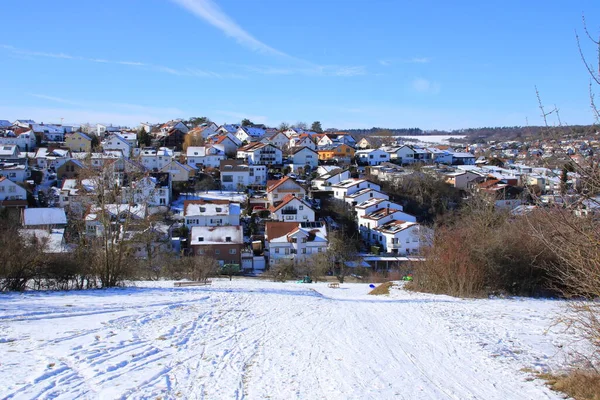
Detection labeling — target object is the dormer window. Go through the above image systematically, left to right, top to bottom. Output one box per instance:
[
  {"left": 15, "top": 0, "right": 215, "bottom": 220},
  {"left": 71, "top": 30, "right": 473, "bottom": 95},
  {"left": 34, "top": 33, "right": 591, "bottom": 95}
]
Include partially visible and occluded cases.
[
  {"left": 200, "top": 207, "right": 206, "bottom": 212},
  {"left": 216, "top": 208, "right": 222, "bottom": 212},
  {"left": 198, "top": 237, "right": 204, "bottom": 242},
  {"left": 226, "top": 237, "right": 231, "bottom": 242}
]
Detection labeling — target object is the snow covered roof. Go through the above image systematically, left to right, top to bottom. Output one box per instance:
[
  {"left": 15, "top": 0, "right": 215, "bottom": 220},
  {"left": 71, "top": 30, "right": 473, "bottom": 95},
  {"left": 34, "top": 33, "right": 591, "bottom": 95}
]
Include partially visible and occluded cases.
[
  {"left": 0, "top": 120, "right": 11, "bottom": 128},
  {"left": 184, "top": 200, "right": 240, "bottom": 217},
  {"left": 86, "top": 204, "right": 146, "bottom": 221},
  {"left": 23, "top": 208, "right": 67, "bottom": 226},
  {"left": 373, "top": 220, "right": 418, "bottom": 234},
  {"left": 265, "top": 221, "right": 327, "bottom": 243},
  {"left": 190, "top": 225, "right": 243, "bottom": 245},
  {"left": 19, "top": 228, "right": 69, "bottom": 253}
]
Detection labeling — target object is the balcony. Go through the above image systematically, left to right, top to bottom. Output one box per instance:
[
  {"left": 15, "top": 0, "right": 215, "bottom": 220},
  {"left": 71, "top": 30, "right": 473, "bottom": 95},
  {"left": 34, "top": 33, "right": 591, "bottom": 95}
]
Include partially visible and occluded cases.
[
  {"left": 281, "top": 208, "right": 297, "bottom": 215},
  {"left": 388, "top": 243, "right": 402, "bottom": 249}
]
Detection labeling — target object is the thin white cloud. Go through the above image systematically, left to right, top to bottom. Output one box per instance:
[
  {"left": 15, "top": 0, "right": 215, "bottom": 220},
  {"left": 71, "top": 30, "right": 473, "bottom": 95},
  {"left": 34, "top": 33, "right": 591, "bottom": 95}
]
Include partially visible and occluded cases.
[
  {"left": 169, "top": 0, "right": 366, "bottom": 77},
  {"left": 170, "top": 0, "right": 289, "bottom": 58},
  {"left": 0, "top": 44, "right": 239, "bottom": 79},
  {"left": 379, "top": 57, "right": 431, "bottom": 67},
  {"left": 243, "top": 64, "right": 366, "bottom": 77},
  {"left": 412, "top": 78, "right": 441, "bottom": 94},
  {"left": 28, "top": 93, "right": 82, "bottom": 106}
]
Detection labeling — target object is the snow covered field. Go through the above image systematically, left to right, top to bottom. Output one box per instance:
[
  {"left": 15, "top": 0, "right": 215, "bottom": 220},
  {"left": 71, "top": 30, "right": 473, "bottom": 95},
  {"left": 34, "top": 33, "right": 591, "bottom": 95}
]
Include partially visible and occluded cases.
[
  {"left": 397, "top": 135, "right": 466, "bottom": 145},
  {"left": 0, "top": 279, "right": 577, "bottom": 399}
]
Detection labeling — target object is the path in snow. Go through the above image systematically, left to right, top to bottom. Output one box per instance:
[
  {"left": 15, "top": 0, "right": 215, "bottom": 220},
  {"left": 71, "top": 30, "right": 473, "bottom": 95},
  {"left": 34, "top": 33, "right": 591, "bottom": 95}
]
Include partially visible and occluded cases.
[{"left": 0, "top": 280, "right": 570, "bottom": 399}]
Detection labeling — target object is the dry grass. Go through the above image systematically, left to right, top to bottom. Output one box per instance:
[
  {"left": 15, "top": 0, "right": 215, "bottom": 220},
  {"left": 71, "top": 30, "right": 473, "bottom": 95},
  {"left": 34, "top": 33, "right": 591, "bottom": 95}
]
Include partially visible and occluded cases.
[
  {"left": 369, "top": 282, "right": 393, "bottom": 296},
  {"left": 538, "top": 370, "right": 600, "bottom": 400}
]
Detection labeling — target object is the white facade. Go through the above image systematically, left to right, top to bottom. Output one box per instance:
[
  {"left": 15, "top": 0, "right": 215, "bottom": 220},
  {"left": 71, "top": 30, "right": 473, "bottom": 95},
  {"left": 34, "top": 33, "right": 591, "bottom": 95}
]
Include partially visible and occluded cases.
[
  {"left": 0, "top": 130, "right": 37, "bottom": 151},
  {"left": 102, "top": 134, "right": 132, "bottom": 158},
  {"left": 237, "top": 143, "right": 282, "bottom": 165},
  {"left": 187, "top": 145, "right": 226, "bottom": 169},
  {"left": 140, "top": 147, "right": 175, "bottom": 171},
  {"left": 291, "top": 147, "right": 318, "bottom": 171},
  {"left": 356, "top": 149, "right": 390, "bottom": 166},
  {"left": 220, "top": 161, "right": 267, "bottom": 191},
  {"left": 0, "top": 163, "right": 29, "bottom": 183},
  {"left": 312, "top": 169, "right": 351, "bottom": 191},
  {"left": 0, "top": 176, "right": 27, "bottom": 201},
  {"left": 121, "top": 176, "right": 170, "bottom": 206},
  {"left": 267, "top": 177, "right": 306, "bottom": 205},
  {"left": 331, "top": 179, "right": 381, "bottom": 201},
  {"left": 344, "top": 189, "right": 389, "bottom": 207},
  {"left": 270, "top": 196, "right": 315, "bottom": 222},
  {"left": 184, "top": 201, "right": 241, "bottom": 228},
  {"left": 372, "top": 221, "right": 421, "bottom": 255},
  {"left": 266, "top": 222, "right": 328, "bottom": 266}
]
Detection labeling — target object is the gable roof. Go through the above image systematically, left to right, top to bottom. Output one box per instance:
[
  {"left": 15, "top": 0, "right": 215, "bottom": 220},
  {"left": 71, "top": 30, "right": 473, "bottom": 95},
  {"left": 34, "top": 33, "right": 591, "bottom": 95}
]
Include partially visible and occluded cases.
[
  {"left": 292, "top": 146, "right": 318, "bottom": 155},
  {"left": 266, "top": 176, "right": 303, "bottom": 193},
  {"left": 269, "top": 194, "right": 312, "bottom": 213}
]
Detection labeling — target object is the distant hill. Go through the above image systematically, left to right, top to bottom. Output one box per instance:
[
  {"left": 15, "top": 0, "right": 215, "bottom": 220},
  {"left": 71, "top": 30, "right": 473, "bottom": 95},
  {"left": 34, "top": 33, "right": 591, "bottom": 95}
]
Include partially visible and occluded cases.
[{"left": 342, "top": 125, "right": 598, "bottom": 142}]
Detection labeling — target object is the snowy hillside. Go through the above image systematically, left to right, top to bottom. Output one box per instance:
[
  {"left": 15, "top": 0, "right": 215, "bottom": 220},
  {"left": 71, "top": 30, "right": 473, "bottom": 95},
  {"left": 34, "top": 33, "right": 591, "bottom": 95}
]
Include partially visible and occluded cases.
[{"left": 0, "top": 279, "right": 575, "bottom": 399}]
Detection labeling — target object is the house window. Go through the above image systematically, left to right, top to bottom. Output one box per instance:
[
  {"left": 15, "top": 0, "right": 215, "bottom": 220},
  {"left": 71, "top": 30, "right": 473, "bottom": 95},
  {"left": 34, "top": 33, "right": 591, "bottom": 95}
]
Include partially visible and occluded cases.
[
  {"left": 8, "top": 186, "right": 15, "bottom": 193},
  {"left": 299, "top": 205, "right": 303, "bottom": 210},
  {"left": 198, "top": 237, "right": 204, "bottom": 242},
  {"left": 226, "top": 237, "right": 231, "bottom": 242},
  {"left": 275, "top": 248, "right": 280, "bottom": 254},
  {"left": 302, "top": 248, "right": 306, "bottom": 254},
  {"left": 198, "top": 249, "right": 205, "bottom": 255},
  {"left": 215, "top": 249, "right": 220, "bottom": 255},
  {"left": 229, "top": 249, "right": 236, "bottom": 254}
]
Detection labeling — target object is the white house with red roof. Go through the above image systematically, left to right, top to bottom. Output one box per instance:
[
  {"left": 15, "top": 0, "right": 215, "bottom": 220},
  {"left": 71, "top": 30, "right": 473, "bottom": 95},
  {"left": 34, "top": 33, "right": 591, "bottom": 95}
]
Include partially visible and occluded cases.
[
  {"left": 266, "top": 176, "right": 306, "bottom": 206},
  {"left": 269, "top": 194, "right": 315, "bottom": 222},
  {"left": 265, "top": 221, "right": 328, "bottom": 266}
]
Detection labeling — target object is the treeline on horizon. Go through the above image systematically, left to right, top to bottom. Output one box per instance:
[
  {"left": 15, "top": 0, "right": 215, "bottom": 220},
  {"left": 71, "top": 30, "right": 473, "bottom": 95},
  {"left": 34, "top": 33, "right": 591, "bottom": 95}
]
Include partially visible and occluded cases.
[{"left": 344, "top": 124, "right": 597, "bottom": 141}]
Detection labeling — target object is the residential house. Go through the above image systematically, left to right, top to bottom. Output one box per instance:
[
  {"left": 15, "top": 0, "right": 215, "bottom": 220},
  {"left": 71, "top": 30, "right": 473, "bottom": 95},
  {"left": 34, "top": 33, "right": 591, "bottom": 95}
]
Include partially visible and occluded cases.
[
  {"left": 0, "top": 120, "right": 12, "bottom": 128},
  {"left": 12, "top": 120, "right": 36, "bottom": 128},
  {"left": 159, "top": 120, "right": 189, "bottom": 135},
  {"left": 188, "top": 123, "right": 219, "bottom": 140},
  {"left": 31, "top": 124, "right": 65, "bottom": 142},
  {"left": 97, "top": 124, "right": 122, "bottom": 136},
  {"left": 217, "top": 124, "right": 240, "bottom": 135},
  {"left": 235, "top": 126, "right": 266, "bottom": 143},
  {"left": 162, "top": 128, "right": 187, "bottom": 150},
  {"left": 0, "top": 129, "right": 36, "bottom": 151},
  {"left": 65, "top": 131, "right": 93, "bottom": 152},
  {"left": 265, "top": 131, "right": 290, "bottom": 150},
  {"left": 116, "top": 132, "right": 138, "bottom": 148},
  {"left": 102, "top": 134, "right": 132, "bottom": 158},
  {"left": 211, "top": 134, "right": 241, "bottom": 157},
  {"left": 289, "top": 134, "right": 316, "bottom": 150},
  {"left": 357, "top": 137, "right": 373, "bottom": 149},
  {"left": 237, "top": 142, "right": 282, "bottom": 166},
  {"left": 0, "top": 144, "right": 20, "bottom": 160},
  {"left": 317, "top": 144, "right": 355, "bottom": 164},
  {"left": 186, "top": 145, "right": 226, "bottom": 169},
  {"left": 389, "top": 145, "right": 431, "bottom": 164},
  {"left": 290, "top": 146, "right": 318, "bottom": 173},
  {"left": 140, "top": 147, "right": 175, "bottom": 171},
  {"left": 427, "top": 147, "right": 453, "bottom": 164},
  {"left": 34, "top": 148, "right": 71, "bottom": 170},
  {"left": 356, "top": 149, "right": 390, "bottom": 166},
  {"left": 452, "top": 152, "right": 476, "bottom": 165},
  {"left": 57, "top": 159, "right": 85, "bottom": 180},
  {"left": 159, "top": 160, "right": 195, "bottom": 182},
  {"left": 219, "top": 160, "right": 267, "bottom": 191},
  {"left": 0, "top": 161, "right": 29, "bottom": 183},
  {"left": 312, "top": 168, "right": 351, "bottom": 191},
  {"left": 445, "top": 170, "right": 485, "bottom": 190},
  {"left": 120, "top": 173, "right": 171, "bottom": 206},
  {"left": 0, "top": 176, "right": 27, "bottom": 203},
  {"left": 266, "top": 176, "right": 306, "bottom": 206},
  {"left": 331, "top": 179, "right": 381, "bottom": 201},
  {"left": 343, "top": 188, "right": 389, "bottom": 207},
  {"left": 269, "top": 194, "right": 315, "bottom": 222},
  {"left": 354, "top": 198, "right": 412, "bottom": 220},
  {"left": 184, "top": 199, "right": 241, "bottom": 228},
  {"left": 85, "top": 204, "right": 146, "bottom": 237},
  {"left": 22, "top": 208, "right": 67, "bottom": 229},
  {"left": 372, "top": 220, "right": 421, "bottom": 255},
  {"left": 265, "top": 221, "right": 328, "bottom": 266},
  {"left": 190, "top": 225, "right": 244, "bottom": 265}
]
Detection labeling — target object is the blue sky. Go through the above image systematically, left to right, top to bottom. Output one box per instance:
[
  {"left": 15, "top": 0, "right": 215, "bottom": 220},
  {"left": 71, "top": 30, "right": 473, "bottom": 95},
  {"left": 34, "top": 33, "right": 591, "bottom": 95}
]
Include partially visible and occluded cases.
[{"left": 1, "top": 0, "right": 599, "bottom": 130}]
